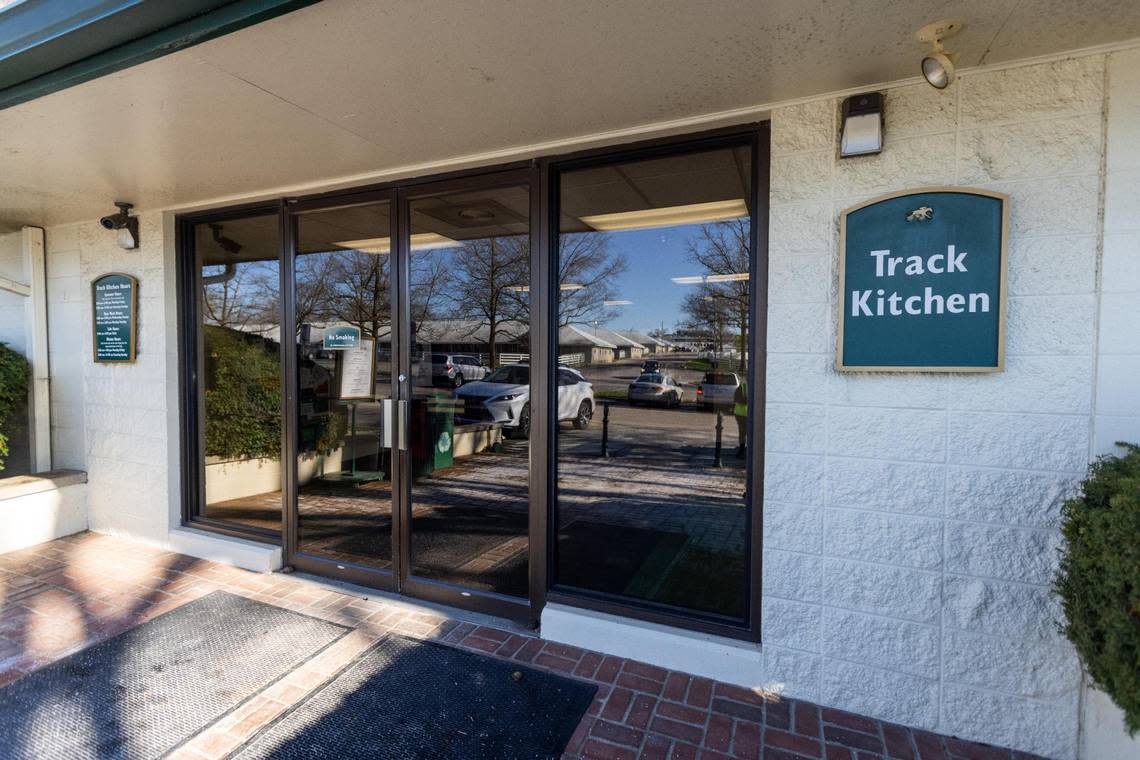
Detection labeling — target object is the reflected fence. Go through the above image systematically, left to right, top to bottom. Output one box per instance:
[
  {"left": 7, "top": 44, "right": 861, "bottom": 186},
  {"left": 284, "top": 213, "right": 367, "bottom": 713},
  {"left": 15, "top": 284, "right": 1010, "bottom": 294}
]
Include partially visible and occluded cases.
[{"left": 475, "top": 352, "right": 585, "bottom": 367}]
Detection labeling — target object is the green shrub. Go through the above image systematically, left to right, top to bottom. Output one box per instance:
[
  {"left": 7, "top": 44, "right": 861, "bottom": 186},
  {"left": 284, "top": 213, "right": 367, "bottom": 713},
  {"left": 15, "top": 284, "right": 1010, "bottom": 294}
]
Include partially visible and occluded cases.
[
  {"left": 203, "top": 326, "right": 281, "bottom": 461},
  {"left": 0, "top": 343, "right": 30, "bottom": 473},
  {"left": 1055, "top": 443, "right": 1140, "bottom": 734}
]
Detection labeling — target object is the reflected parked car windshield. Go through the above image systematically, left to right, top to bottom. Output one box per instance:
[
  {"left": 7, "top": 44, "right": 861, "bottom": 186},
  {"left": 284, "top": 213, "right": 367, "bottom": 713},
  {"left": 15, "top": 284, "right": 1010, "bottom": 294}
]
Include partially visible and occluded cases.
[
  {"left": 484, "top": 365, "right": 529, "bottom": 384},
  {"left": 636, "top": 373, "right": 666, "bottom": 383},
  {"left": 704, "top": 373, "right": 737, "bottom": 385}
]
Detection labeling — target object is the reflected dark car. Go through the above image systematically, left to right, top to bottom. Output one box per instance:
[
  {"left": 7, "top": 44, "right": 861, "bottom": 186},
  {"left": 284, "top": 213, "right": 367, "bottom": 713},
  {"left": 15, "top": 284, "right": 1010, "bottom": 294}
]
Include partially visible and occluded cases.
[
  {"left": 641, "top": 359, "right": 660, "bottom": 373},
  {"left": 628, "top": 373, "right": 683, "bottom": 407}
]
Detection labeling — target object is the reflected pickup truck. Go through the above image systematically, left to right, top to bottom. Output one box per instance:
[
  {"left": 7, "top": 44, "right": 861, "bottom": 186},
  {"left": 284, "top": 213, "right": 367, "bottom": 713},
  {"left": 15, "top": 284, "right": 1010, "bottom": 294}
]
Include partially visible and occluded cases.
[{"left": 696, "top": 372, "right": 740, "bottom": 410}]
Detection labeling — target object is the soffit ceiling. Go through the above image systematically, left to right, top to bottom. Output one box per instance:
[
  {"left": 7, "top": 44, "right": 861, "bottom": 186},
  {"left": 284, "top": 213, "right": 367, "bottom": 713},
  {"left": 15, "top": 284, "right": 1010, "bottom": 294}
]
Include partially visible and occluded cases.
[{"left": 1, "top": 0, "right": 1139, "bottom": 229}]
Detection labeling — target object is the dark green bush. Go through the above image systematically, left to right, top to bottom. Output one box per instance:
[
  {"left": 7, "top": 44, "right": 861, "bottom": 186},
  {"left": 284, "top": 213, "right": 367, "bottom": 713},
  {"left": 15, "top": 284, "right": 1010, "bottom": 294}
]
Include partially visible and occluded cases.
[
  {"left": 203, "top": 326, "right": 281, "bottom": 461},
  {"left": 0, "top": 342, "right": 30, "bottom": 473},
  {"left": 1055, "top": 443, "right": 1140, "bottom": 734}
]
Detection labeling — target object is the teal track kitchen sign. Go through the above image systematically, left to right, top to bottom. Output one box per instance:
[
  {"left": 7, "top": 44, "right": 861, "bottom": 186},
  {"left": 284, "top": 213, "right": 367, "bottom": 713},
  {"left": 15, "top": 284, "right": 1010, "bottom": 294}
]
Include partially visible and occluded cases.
[
  {"left": 838, "top": 188, "right": 1008, "bottom": 372},
  {"left": 92, "top": 273, "right": 138, "bottom": 363}
]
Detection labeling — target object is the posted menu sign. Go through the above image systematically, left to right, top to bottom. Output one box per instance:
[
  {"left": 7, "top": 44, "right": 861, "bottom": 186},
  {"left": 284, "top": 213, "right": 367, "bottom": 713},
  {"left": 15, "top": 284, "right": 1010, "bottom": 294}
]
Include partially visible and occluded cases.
[
  {"left": 838, "top": 188, "right": 1008, "bottom": 372},
  {"left": 92, "top": 273, "right": 138, "bottom": 363}
]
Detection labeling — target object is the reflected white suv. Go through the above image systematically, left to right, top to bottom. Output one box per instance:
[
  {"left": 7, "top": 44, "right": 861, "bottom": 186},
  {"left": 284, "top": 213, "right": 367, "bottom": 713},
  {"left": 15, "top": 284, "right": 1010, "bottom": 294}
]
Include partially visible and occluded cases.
[{"left": 455, "top": 363, "right": 594, "bottom": 439}]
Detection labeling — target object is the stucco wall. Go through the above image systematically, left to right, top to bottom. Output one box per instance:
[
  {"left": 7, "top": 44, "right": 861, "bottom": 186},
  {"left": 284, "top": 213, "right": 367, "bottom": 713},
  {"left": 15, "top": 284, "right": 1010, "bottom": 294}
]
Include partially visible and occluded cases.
[{"left": 763, "top": 54, "right": 1116, "bottom": 758}]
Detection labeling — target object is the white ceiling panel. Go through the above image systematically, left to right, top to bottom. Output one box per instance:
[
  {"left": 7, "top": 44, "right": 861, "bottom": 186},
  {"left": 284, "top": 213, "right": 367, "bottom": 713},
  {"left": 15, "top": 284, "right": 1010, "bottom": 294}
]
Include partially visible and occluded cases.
[{"left": 0, "top": 0, "right": 1138, "bottom": 228}]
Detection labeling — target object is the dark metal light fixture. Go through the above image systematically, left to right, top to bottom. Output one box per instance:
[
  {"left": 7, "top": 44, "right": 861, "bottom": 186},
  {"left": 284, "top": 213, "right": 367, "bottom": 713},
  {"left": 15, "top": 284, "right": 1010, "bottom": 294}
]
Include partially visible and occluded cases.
[
  {"left": 839, "top": 92, "right": 884, "bottom": 158},
  {"left": 99, "top": 201, "right": 139, "bottom": 249}
]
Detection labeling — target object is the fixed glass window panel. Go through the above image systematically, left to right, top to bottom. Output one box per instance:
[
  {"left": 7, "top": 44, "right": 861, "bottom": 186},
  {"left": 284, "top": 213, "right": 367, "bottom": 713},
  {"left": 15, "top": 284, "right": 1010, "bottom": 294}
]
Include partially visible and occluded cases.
[
  {"left": 554, "top": 144, "right": 753, "bottom": 623},
  {"left": 195, "top": 213, "right": 283, "bottom": 533}
]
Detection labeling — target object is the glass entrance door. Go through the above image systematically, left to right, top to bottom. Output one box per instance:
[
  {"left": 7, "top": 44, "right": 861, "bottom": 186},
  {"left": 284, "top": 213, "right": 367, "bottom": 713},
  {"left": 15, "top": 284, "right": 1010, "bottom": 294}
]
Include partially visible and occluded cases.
[
  {"left": 399, "top": 174, "right": 535, "bottom": 615},
  {"left": 284, "top": 175, "right": 536, "bottom": 619},
  {"left": 287, "top": 195, "right": 398, "bottom": 589}
]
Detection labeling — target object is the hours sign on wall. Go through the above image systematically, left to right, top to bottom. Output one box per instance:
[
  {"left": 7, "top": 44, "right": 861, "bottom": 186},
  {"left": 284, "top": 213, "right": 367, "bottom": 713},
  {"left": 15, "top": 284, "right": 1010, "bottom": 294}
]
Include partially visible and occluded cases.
[
  {"left": 837, "top": 188, "right": 1009, "bottom": 372},
  {"left": 92, "top": 273, "right": 138, "bottom": 363}
]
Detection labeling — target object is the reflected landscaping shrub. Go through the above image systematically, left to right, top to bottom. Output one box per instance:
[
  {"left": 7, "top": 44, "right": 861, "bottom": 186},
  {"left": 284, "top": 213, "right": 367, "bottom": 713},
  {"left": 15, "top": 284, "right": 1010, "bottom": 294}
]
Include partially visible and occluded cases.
[{"left": 203, "top": 326, "right": 281, "bottom": 460}]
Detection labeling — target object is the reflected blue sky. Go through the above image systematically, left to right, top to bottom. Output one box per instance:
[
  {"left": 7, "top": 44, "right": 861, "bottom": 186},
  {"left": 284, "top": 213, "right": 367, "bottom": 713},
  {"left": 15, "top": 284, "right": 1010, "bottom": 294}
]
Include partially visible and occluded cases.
[{"left": 600, "top": 225, "right": 699, "bottom": 334}]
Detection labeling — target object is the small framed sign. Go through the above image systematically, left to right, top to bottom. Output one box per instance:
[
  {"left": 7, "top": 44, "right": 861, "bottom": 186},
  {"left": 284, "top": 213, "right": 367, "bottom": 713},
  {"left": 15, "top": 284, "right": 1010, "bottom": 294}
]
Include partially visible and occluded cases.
[
  {"left": 837, "top": 187, "right": 1009, "bottom": 372},
  {"left": 92, "top": 273, "right": 138, "bottom": 363},
  {"left": 323, "top": 324, "right": 361, "bottom": 350},
  {"left": 338, "top": 338, "right": 376, "bottom": 400}
]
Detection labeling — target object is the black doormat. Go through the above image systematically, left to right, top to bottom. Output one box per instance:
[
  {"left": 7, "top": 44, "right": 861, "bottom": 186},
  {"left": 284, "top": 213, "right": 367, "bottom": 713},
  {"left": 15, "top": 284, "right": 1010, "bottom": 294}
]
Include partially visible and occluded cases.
[
  {"left": 0, "top": 591, "right": 349, "bottom": 760},
  {"left": 232, "top": 634, "right": 597, "bottom": 760}
]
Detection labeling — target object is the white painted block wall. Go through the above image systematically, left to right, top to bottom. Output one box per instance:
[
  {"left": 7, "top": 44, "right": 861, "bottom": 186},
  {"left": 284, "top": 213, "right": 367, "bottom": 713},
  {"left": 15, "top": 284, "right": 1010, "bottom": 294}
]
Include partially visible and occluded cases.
[
  {"left": 1082, "top": 46, "right": 1140, "bottom": 760},
  {"left": 762, "top": 52, "right": 1136, "bottom": 759},
  {"left": 35, "top": 213, "right": 176, "bottom": 541},
  {"left": 0, "top": 231, "right": 26, "bottom": 354}
]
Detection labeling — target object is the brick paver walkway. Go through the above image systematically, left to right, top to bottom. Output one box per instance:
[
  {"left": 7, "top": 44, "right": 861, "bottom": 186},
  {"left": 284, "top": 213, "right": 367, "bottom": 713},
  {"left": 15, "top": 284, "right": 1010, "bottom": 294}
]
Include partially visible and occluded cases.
[{"left": 0, "top": 533, "right": 1041, "bottom": 759}]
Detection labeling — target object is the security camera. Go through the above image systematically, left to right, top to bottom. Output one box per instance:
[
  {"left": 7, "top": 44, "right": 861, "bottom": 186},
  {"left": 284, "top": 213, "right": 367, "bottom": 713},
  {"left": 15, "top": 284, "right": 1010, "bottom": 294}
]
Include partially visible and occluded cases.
[
  {"left": 100, "top": 201, "right": 139, "bottom": 249},
  {"left": 101, "top": 201, "right": 133, "bottom": 229}
]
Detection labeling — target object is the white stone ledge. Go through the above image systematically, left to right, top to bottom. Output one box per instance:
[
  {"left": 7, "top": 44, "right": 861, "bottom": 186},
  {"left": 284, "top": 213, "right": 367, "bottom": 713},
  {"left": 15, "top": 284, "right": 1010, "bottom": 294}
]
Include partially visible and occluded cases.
[
  {"left": 0, "top": 469, "right": 86, "bottom": 501},
  {"left": 0, "top": 471, "right": 87, "bottom": 555},
  {"left": 166, "top": 527, "right": 282, "bottom": 574},
  {"left": 540, "top": 603, "right": 765, "bottom": 688}
]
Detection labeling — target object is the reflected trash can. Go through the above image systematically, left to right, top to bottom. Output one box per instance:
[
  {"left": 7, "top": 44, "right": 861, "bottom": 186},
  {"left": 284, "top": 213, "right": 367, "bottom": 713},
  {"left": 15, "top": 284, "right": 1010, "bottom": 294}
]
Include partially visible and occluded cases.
[
  {"left": 411, "top": 394, "right": 455, "bottom": 476},
  {"left": 429, "top": 395, "right": 454, "bottom": 471}
]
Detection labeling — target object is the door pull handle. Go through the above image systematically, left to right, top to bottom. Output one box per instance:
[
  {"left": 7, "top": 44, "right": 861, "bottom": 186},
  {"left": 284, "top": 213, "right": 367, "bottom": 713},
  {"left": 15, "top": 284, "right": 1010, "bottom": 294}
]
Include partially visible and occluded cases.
[{"left": 398, "top": 400, "right": 409, "bottom": 451}]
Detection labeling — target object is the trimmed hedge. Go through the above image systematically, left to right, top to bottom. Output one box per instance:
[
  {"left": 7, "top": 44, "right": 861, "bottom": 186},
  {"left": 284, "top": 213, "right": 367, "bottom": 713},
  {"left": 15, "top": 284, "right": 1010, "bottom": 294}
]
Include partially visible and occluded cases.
[
  {"left": 203, "top": 326, "right": 281, "bottom": 461},
  {"left": 0, "top": 342, "right": 30, "bottom": 472},
  {"left": 1055, "top": 443, "right": 1140, "bottom": 734}
]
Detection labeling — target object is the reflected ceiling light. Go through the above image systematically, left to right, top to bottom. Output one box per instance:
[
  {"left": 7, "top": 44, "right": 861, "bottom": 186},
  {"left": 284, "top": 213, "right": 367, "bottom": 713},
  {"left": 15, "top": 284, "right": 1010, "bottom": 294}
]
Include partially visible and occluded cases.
[
  {"left": 916, "top": 19, "right": 962, "bottom": 90},
  {"left": 580, "top": 199, "right": 748, "bottom": 232},
  {"left": 333, "top": 233, "right": 460, "bottom": 254},
  {"left": 671, "top": 273, "right": 749, "bottom": 285},
  {"left": 507, "top": 283, "right": 586, "bottom": 292},
  {"left": 604, "top": 300, "right": 632, "bottom": 306}
]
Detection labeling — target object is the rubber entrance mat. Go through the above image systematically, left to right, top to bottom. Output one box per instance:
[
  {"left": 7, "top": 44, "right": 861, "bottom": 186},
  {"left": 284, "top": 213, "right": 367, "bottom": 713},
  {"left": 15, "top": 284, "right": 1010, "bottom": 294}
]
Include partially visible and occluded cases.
[
  {"left": 0, "top": 591, "right": 348, "bottom": 760},
  {"left": 232, "top": 634, "right": 598, "bottom": 760}
]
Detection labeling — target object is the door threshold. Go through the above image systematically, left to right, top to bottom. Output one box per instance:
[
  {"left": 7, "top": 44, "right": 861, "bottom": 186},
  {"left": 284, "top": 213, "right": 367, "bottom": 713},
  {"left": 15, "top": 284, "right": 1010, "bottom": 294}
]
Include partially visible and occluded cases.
[{"left": 287, "top": 570, "right": 534, "bottom": 636}]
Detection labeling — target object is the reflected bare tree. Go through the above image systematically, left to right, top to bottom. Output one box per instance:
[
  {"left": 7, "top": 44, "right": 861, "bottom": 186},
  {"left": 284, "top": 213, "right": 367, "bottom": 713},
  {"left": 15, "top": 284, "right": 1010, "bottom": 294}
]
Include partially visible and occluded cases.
[
  {"left": 680, "top": 219, "right": 750, "bottom": 371},
  {"left": 556, "top": 232, "right": 628, "bottom": 327},
  {"left": 443, "top": 236, "right": 530, "bottom": 367},
  {"left": 410, "top": 249, "right": 454, "bottom": 345},
  {"left": 319, "top": 251, "right": 392, "bottom": 341},
  {"left": 201, "top": 263, "right": 278, "bottom": 335}
]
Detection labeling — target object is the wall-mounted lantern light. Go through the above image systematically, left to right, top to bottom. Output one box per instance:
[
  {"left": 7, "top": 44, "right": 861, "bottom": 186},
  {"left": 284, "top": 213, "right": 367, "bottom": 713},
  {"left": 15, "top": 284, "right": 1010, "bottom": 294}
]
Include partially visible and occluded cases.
[
  {"left": 839, "top": 92, "right": 884, "bottom": 158},
  {"left": 99, "top": 201, "right": 139, "bottom": 250}
]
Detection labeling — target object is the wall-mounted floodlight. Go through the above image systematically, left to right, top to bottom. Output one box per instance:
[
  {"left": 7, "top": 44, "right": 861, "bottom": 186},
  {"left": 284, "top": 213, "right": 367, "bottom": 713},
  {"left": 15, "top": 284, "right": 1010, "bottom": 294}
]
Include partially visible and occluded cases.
[
  {"left": 917, "top": 19, "right": 962, "bottom": 90},
  {"left": 839, "top": 92, "right": 884, "bottom": 158},
  {"left": 99, "top": 201, "right": 139, "bottom": 250}
]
